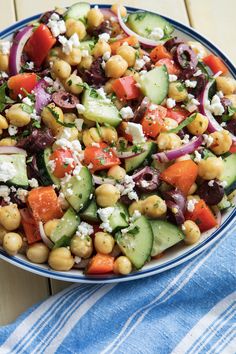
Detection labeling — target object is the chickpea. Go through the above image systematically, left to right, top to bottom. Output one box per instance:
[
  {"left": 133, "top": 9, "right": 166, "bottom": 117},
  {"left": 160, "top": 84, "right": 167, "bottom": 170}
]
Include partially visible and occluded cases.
[
  {"left": 111, "top": 3, "right": 127, "bottom": 17},
  {"left": 87, "top": 8, "right": 104, "bottom": 28},
  {"left": 65, "top": 19, "right": 86, "bottom": 40},
  {"left": 92, "top": 40, "right": 111, "bottom": 59},
  {"left": 187, "top": 41, "right": 207, "bottom": 58},
  {"left": 116, "top": 45, "right": 136, "bottom": 67},
  {"left": 47, "top": 47, "right": 63, "bottom": 64},
  {"left": 62, "top": 48, "right": 82, "bottom": 66},
  {"left": 0, "top": 53, "right": 9, "bottom": 72},
  {"left": 78, "top": 55, "right": 93, "bottom": 70},
  {"left": 105, "top": 55, "right": 128, "bottom": 79},
  {"left": 52, "top": 60, "right": 71, "bottom": 79},
  {"left": 124, "top": 69, "right": 140, "bottom": 81},
  {"left": 65, "top": 74, "right": 83, "bottom": 95},
  {"left": 216, "top": 76, "right": 236, "bottom": 95},
  {"left": 104, "top": 79, "right": 115, "bottom": 94},
  {"left": 168, "top": 82, "right": 188, "bottom": 102},
  {"left": 225, "top": 94, "right": 236, "bottom": 119},
  {"left": 41, "top": 103, "right": 64, "bottom": 136},
  {"left": 6, "top": 104, "right": 31, "bottom": 127},
  {"left": 64, "top": 113, "right": 77, "bottom": 124},
  {"left": 187, "top": 113, "right": 208, "bottom": 135},
  {"left": 0, "top": 114, "right": 8, "bottom": 130},
  {"left": 83, "top": 117, "right": 96, "bottom": 128},
  {"left": 163, "top": 117, "right": 178, "bottom": 131},
  {"left": 57, "top": 126, "right": 78, "bottom": 141},
  {"left": 100, "top": 126, "right": 118, "bottom": 144},
  {"left": 83, "top": 128, "right": 102, "bottom": 146},
  {"left": 209, "top": 130, "right": 232, "bottom": 155},
  {"left": 157, "top": 133, "right": 182, "bottom": 150},
  {"left": 0, "top": 137, "right": 16, "bottom": 146},
  {"left": 198, "top": 156, "right": 224, "bottom": 180},
  {"left": 107, "top": 165, "right": 126, "bottom": 181},
  {"left": 188, "top": 182, "right": 197, "bottom": 195},
  {"left": 95, "top": 184, "right": 121, "bottom": 207},
  {"left": 143, "top": 195, "right": 167, "bottom": 218},
  {"left": 129, "top": 201, "right": 144, "bottom": 216},
  {"left": 0, "top": 204, "right": 21, "bottom": 231},
  {"left": 44, "top": 219, "right": 60, "bottom": 239},
  {"left": 183, "top": 220, "right": 201, "bottom": 245},
  {"left": 0, "top": 224, "right": 7, "bottom": 245},
  {"left": 3, "top": 232, "right": 22, "bottom": 256},
  {"left": 94, "top": 232, "right": 115, "bottom": 254},
  {"left": 70, "top": 235, "right": 93, "bottom": 258},
  {"left": 26, "top": 243, "right": 49, "bottom": 264},
  {"left": 48, "top": 247, "right": 74, "bottom": 271},
  {"left": 114, "top": 256, "right": 132, "bottom": 275}
]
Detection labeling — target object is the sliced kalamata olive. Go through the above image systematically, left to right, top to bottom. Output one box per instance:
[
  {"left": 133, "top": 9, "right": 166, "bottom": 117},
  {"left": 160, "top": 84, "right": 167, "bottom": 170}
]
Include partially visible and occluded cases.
[
  {"left": 40, "top": 11, "right": 61, "bottom": 24},
  {"left": 87, "top": 20, "right": 112, "bottom": 36},
  {"left": 164, "top": 37, "right": 184, "bottom": 52},
  {"left": 174, "top": 44, "right": 198, "bottom": 70},
  {"left": 82, "top": 57, "right": 108, "bottom": 87},
  {"left": 178, "top": 67, "right": 196, "bottom": 80},
  {"left": 189, "top": 74, "right": 207, "bottom": 97},
  {"left": 52, "top": 91, "right": 79, "bottom": 110},
  {"left": 132, "top": 97, "right": 150, "bottom": 122},
  {"left": 226, "top": 118, "right": 236, "bottom": 135},
  {"left": 17, "top": 128, "right": 55, "bottom": 153},
  {"left": 133, "top": 166, "right": 160, "bottom": 192},
  {"left": 198, "top": 180, "right": 224, "bottom": 205},
  {"left": 164, "top": 188, "right": 186, "bottom": 213},
  {"left": 120, "top": 195, "right": 133, "bottom": 206},
  {"left": 166, "top": 200, "right": 185, "bottom": 225}
]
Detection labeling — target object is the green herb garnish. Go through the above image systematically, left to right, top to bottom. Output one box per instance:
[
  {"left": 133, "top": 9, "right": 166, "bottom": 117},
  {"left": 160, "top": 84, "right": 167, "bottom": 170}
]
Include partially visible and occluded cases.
[
  {"left": 135, "top": 13, "right": 146, "bottom": 21},
  {"left": 0, "top": 83, "right": 14, "bottom": 112},
  {"left": 47, "top": 106, "right": 76, "bottom": 128},
  {"left": 166, "top": 113, "right": 197, "bottom": 134}
]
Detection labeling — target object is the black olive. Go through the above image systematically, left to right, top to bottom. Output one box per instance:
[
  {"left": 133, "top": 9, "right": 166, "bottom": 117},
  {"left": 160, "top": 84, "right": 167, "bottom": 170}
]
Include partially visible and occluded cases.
[
  {"left": 174, "top": 44, "right": 198, "bottom": 70},
  {"left": 198, "top": 180, "right": 224, "bottom": 205}
]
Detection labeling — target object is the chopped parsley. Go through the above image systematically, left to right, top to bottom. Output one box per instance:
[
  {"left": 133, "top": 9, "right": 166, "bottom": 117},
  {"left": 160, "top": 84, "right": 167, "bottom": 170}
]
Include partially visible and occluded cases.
[
  {"left": 135, "top": 13, "right": 146, "bottom": 21},
  {"left": 0, "top": 83, "right": 14, "bottom": 112},
  {"left": 21, "top": 103, "right": 34, "bottom": 114},
  {"left": 47, "top": 106, "right": 76, "bottom": 128},
  {"left": 222, "top": 106, "right": 236, "bottom": 122},
  {"left": 166, "top": 113, "right": 197, "bottom": 134}
]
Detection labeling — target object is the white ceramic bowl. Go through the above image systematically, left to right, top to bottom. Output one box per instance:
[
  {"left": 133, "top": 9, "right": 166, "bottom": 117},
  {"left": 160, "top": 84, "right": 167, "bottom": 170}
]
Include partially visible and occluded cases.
[{"left": 0, "top": 5, "right": 235, "bottom": 283}]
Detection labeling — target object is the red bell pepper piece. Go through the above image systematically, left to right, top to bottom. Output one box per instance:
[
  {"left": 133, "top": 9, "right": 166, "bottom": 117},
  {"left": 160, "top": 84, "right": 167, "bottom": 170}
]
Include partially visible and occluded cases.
[
  {"left": 24, "top": 24, "right": 56, "bottom": 67},
  {"left": 150, "top": 45, "right": 172, "bottom": 63},
  {"left": 203, "top": 54, "right": 228, "bottom": 75},
  {"left": 155, "top": 58, "right": 181, "bottom": 75},
  {"left": 8, "top": 73, "right": 37, "bottom": 100},
  {"left": 112, "top": 76, "right": 140, "bottom": 100},
  {"left": 141, "top": 104, "right": 167, "bottom": 138},
  {"left": 166, "top": 106, "right": 191, "bottom": 124},
  {"left": 84, "top": 142, "right": 120, "bottom": 173},
  {"left": 50, "top": 148, "right": 75, "bottom": 178},
  {"left": 185, "top": 199, "right": 217, "bottom": 232},
  {"left": 20, "top": 208, "right": 41, "bottom": 245},
  {"left": 87, "top": 253, "right": 114, "bottom": 274}
]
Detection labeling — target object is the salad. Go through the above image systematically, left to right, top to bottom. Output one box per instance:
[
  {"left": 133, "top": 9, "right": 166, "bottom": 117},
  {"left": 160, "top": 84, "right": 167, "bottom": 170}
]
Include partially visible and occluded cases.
[{"left": 0, "top": 2, "right": 235, "bottom": 277}]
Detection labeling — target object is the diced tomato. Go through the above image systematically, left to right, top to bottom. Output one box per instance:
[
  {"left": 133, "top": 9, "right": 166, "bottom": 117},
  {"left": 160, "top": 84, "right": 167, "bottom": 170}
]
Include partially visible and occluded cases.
[
  {"left": 24, "top": 24, "right": 56, "bottom": 67},
  {"left": 110, "top": 35, "right": 139, "bottom": 54},
  {"left": 150, "top": 45, "right": 172, "bottom": 63},
  {"left": 203, "top": 54, "right": 228, "bottom": 75},
  {"left": 155, "top": 58, "right": 181, "bottom": 75},
  {"left": 8, "top": 73, "right": 37, "bottom": 100},
  {"left": 112, "top": 76, "right": 140, "bottom": 100},
  {"left": 142, "top": 104, "right": 167, "bottom": 138},
  {"left": 166, "top": 106, "right": 191, "bottom": 124},
  {"left": 118, "top": 121, "right": 133, "bottom": 142},
  {"left": 84, "top": 142, "right": 120, "bottom": 173},
  {"left": 229, "top": 144, "right": 236, "bottom": 153},
  {"left": 50, "top": 149, "right": 75, "bottom": 178},
  {"left": 160, "top": 160, "right": 198, "bottom": 195},
  {"left": 27, "top": 186, "right": 63, "bottom": 223},
  {"left": 185, "top": 199, "right": 217, "bottom": 232},
  {"left": 20, "top": 208, "right": 41, "bottom": 244},
  {"left": 87, "top": 253, "right": 114, "bottom": 274}
]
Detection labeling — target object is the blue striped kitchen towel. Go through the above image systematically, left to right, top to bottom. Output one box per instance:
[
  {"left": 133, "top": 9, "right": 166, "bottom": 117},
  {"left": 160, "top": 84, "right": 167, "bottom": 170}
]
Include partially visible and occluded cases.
[{"left": 0, "top": 227, "right": 235, "bottom": 354}]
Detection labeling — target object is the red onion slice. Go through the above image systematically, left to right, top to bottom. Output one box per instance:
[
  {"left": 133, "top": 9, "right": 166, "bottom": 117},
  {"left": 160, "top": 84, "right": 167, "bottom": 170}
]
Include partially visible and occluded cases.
[
  {"left": 117, "top": 7, "right": 162, "bottom": 48},
  {"left": 100, "top": 8, "right": 118, "bottom": 21},
  {"left": 9, "top": 26, "right": 34, "bottom": 75},
  {"left": 34, "top": 79, "right": 52, "bottom": 114},
  {"left": 152, "top": 136, "right": 203, "bottom": 162},
  {"left": 0, "top": 146, "right": 27, "bottom": 155},
  {"left": 92, "top": 175, "right": 116, "bottom": 185},
  {"left": 38, "top": 221, "right": 54, "bottom": 249}
]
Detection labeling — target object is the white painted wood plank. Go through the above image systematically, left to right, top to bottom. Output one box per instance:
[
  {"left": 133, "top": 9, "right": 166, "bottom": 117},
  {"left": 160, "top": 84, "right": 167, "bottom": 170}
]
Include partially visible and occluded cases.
[
  {"left": 0, "top": 0, "right": 15, "bottom": 32},
  {"left": 15, "top": 0, "right": 189, "bottom": 24},
  {"left": 186, "top": 0, "right": 236, "bottom": 63},
  {"left": 0, "top": 260, "right": 49, "bottom": 325},
  {"left": 50, "top": 279, "right": 73, "bottom": 295}
]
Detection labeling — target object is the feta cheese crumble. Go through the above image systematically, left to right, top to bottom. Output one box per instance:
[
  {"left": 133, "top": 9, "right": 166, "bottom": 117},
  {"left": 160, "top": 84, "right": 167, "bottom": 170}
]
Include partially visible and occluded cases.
[
  {"left": 47, "top": 15, "right": 66, "bottom": 38},
  {"left": 149, "top": 27, "right": 164, "bottom": 40},
  {"left": 58, "top": 33, "right": 80, "bottom": 55},
  {"left": 98, "top": 33, "right": 110, "bottom": 42},
  {"left": 0, "top": 41, "right": 11, "bottom": 55},
  {"left": 102, "top": 51, "right": 111, "bottom": 61},
  {"left": 134, "top": 58, "right": 145, "bottom": 71},
  {"left": 193, "top": 69, "right": 202, "bottom": 77},
  {"left": 169, "top": 74, "right": 178, "bottom": 82},
  {"left": 185, "top": 80, "right": 197, "bottom": 88},
  {"left": 208, "top": 94, "right": 225, "bottom": 116},
  {"left": 22, "top": 96, "right": 33, "bottom": 106},
  {"left": 166, "top": 98, "right": 176, "bottom": 109},
  {"left": 76, "top": 103, "right": 86, "bottom": 114},
  {"left": 120, "top": 106, "right": 134, "bottom": 120},
  {"left": 75, "top": 118, "right": 84, "bottom": 131},
  {"left": 125, "top": 122, "right": 146, "bottom": 144},
  {"left": 8, "top": 125, "right": 18, "bottom": 136},
  {"left": 203, "top": 134, "right": 214, "bottom": 147},
  {"left": 194, "top": 150, "right": 202, "bottom": 163},
  {"left": 47, "top": 160, "right": 56, "bottom": 173},
  {"left": 0, "top": 162, "right": 17, "bottom": 182},
  {"left": 116, "top": 175, "right": 138, "bottom": 201},
  {"left": 28, "top": 178, "right": 39, "bottom": 188},
  {"left": 208, "top": 180, "right": 215, "bottom": 187},
  {"left": 0, "top": 185, "right": 11, "bottom": 203},
  {"left": 16, "top": 188, "right": 28, "bottom": 203},
  {"left": 187, "top": 199, "right": 197, "bottom": 212},
  {"left": 97, "top": 207, "right": 115, "bottom": 232},
  {"left": 76, "top": 222, "right": 94, "bottom": 239}
]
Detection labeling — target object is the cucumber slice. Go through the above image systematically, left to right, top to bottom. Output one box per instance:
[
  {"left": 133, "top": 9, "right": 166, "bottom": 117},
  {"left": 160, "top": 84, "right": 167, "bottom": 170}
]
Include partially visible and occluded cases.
[
  {"left": 64, "top": 2, "right": 90, "bottom": 21},
  {"left": 127, "top": 11, "right": 174, "bottom": 38},
  {"left": 79, "top": 40, "right": 95, "bottom": 53},
  {"left": 138, "top": 66, "right": 169, "bottom": 105},
  {"left": 82, "top": 89, "right": 121, "bottom": 127},
  {"left": 125, "top": 141, "right": 156, "bottom": 173},
  {"left": 36, "top": 148, "right": 60, "bottom": 188},
  {"left": 0, "top": 154, "right": 28, "bottom": 187},
  {"left": 220, "top": 154, "right": 236, "bottom": 194},
  {"left": 61, "top": 166, "right": 93, "bottom": 212},
  {"left": 216, "top": 194, "right": 232, "bottom": 211},
  {"left": 80, "top": 198, "right": 98, "bottom": 223},
  {"left": 109, "top": 203, "right": 129, "bottom": 233},
  {"left": 51, "top": 208, "right": 80, "bottom": 247},
  {"left": 116, "top": 216, "right": 153, "bottom": 269},
  {"left": 150, "top": 220, "right": 184, "bottom": 257}
]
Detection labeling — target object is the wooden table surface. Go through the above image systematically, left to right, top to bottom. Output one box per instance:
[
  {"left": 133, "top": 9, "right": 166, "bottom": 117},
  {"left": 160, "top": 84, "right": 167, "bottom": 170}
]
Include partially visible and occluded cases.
[{"left": 0, "top": 0, "right": 235, "bottom": 326}]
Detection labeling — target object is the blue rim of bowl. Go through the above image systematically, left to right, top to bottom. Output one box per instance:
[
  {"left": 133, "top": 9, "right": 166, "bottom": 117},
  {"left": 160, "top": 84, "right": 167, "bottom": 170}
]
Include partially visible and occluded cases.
[{"left": 0, "top": 5, "right": 235, "bottom": 283}]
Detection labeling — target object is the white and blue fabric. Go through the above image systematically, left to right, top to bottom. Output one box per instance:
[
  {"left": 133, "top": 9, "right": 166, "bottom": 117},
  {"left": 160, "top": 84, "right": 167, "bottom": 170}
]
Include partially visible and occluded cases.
[{"left": 0, "top": 227, "right": 235, "bottom": 354}]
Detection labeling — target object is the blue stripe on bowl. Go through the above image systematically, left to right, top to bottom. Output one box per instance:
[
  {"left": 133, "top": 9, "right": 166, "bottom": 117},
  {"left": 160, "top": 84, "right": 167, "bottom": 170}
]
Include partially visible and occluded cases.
[{"left": 0, "top": 5, "right": 235, "bottom": 283}]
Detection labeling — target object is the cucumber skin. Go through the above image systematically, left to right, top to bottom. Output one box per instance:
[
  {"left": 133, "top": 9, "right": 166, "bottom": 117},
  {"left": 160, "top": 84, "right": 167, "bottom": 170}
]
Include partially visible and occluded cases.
[
  {"left": 64, "top": 2, "right": 90, "bottom": 20},
  {"left": 125, "top": 142, "right": 156, "bottom": 173},
  {"left": 36, "top": 148, "right": 60, "bottom": 188},
  {"left": 0, "top": 154, "right": 28, "bottom": 187},
  {"left": 220, "top": 154, "right": 236, "bottom": 195},
  {"left": 80, "top": 199, "right": 99, "bottom": 223},
  {"left": 51, "top": 208, "right": 80, "bottom": 245}
]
